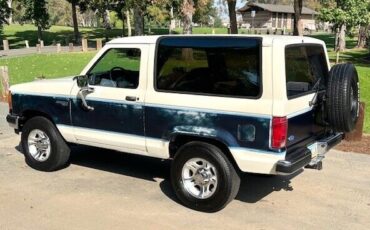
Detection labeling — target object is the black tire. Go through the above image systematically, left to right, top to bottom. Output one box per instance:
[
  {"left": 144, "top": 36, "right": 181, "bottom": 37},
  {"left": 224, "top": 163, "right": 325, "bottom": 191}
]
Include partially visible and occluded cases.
[
  {"left": 327, "top": 63, "right": 360, "bottom": 132},
  {"left": 21, "top": 116, "right": 70, "bottom": 172},
  {"left": 171, "top": 141, "right": 240, "bottom": 212}
]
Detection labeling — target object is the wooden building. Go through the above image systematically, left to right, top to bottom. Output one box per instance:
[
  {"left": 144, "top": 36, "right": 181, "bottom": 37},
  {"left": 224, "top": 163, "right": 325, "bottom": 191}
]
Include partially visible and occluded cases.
[{"left": 237, "top": 3, "right": 318, "bottom": 30}]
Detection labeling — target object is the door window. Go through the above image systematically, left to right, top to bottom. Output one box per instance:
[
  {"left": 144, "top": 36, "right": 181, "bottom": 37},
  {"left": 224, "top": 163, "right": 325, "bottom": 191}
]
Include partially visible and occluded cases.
[{"left": 87, "top": 48, "right": 141, "bottom": 89}]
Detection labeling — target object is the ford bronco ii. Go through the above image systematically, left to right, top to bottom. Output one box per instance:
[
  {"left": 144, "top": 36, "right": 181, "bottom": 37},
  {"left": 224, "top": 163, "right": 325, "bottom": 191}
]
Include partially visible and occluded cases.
[{"left": 6, "top": 35, "right": 360, "bottom": 212}]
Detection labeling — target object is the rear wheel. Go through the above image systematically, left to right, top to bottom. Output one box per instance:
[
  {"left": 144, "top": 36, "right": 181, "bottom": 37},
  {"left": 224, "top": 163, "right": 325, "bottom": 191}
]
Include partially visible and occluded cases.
[
  {"left": 327, "top": 63, "right": 360, "bottom": 132},
  {"left": 21, "top": 116, "right": 70, "bottom": 171},
  {"left": 171, "top": 142, "right": 240, "bottom": 212}
]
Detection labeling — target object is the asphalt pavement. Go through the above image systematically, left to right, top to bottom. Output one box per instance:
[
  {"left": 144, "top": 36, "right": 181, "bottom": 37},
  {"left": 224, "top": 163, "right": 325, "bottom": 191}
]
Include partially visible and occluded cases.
[{"left": 0, "top": 102, "right": 370, "bottom": 230}]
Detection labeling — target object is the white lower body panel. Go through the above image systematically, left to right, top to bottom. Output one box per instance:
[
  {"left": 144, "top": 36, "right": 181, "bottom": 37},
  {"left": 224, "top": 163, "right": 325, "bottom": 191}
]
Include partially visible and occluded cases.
[
  {"left": 57, "top": 125, "right": 169, "bottom": 159},
  {"left": 229, "top": 147, "right": 286, "bottom": 174}
]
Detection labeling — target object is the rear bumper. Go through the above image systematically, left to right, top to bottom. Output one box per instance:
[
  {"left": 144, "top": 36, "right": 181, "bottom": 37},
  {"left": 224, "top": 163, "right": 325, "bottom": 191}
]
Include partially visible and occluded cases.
[{"left": 276, "top": 133, "right": 344, "bottom": 175}]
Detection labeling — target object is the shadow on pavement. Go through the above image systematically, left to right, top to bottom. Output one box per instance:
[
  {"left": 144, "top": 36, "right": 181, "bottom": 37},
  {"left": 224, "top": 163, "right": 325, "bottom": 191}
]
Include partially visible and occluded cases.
[{"left": 15, "top": 144, "right": 302, "bottom": 204}]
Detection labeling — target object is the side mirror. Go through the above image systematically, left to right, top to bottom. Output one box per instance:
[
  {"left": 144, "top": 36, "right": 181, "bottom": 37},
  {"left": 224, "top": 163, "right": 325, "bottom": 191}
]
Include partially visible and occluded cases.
[{"left": 73, "top": 75, "right": 89, "bottom": 88}]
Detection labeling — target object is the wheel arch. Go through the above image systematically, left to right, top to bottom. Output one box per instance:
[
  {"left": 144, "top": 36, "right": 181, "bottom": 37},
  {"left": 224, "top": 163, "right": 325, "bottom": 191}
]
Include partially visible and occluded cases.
[
  {"left": 19, "top": 110, "right": 57, "bottom": 132},
  {"left": 168, "top": 134, "right": 241, "bottom": 172}
]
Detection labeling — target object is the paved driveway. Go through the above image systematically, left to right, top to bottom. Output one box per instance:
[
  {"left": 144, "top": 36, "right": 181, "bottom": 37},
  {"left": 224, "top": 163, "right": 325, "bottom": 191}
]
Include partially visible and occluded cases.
[{"left": 0, "top": 103, "right": 369, "bottom": 230}]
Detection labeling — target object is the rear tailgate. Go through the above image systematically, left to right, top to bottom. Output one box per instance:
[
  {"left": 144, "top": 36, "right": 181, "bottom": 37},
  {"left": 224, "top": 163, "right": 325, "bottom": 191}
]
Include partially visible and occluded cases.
[{"left": 284, "top": 44, "right": 330, "bottom": 155}]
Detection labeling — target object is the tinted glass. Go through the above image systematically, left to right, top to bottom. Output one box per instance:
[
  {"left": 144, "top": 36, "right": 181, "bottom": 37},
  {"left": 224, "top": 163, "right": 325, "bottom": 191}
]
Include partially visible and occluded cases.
[
  {"left": 156, "top": 37, "right": 261, "bottom": 98},
  {"left": 285, "top": 45, "right": 329, "bottom": 98},
  {"left": 87, "top": 48, "right": 141, "bottom": 89}
]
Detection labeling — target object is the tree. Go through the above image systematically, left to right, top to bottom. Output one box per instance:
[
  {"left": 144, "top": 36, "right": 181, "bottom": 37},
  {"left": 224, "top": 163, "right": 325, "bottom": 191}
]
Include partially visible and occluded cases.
[
  {"left": 0, "top": 0, "right": 11, "bottom": 39},
  {"left": 6, "top": 0, "right": 12, "bottom": 24},
  {"left": 21, "top": 0, "right": 50, "bottom": 41},
  {"left": 48, "top": 0, "right": 72, "bottom": 26},
  {"left": 66, "top": 0, "right": 81, "bottom": 43},
  {"left": 81, "top": 0, "right": 113, "bottom": 40},
  {"left": 111, "top": 0, "right": 126, "bottom": 36},
  {"left": 123, "top": 0, "right": 149, "bottom": 36},
  {"left": 182, "top": 0, "right": 194, "bottom": 34},
  {"left": 193, "top": 0, "right": 216, "bottom": 26},
  {"left": 226, "top": 0, "right": 237, "bottom": 34},
  {"left": 293, "top": 0, "right": 303, "bottom": 35},
  {"left": 319, "top": 0, "right": 369, "bottom": 52},
  {"left": 356, "top": 1, "right": 370, "bottom": 48}
]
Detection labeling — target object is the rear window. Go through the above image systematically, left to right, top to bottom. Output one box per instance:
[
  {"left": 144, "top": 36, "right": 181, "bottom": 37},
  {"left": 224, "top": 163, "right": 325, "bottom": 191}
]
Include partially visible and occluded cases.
[
  {"left": 155, "top": 37, "right": 262, "bottom": 98},
  {"left": 285, "top": 44, "right": 329, "bottom": 98}
]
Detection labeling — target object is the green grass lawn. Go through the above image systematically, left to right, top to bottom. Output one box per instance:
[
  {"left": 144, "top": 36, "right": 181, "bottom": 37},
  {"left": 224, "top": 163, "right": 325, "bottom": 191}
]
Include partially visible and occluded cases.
[
  {"left": 1, "top": 24, "right": 171, "bottom": 49},
  {"left": 1, "top": 24, "right": 273, "bottom": 49},
  {"left": 310, "top": 33, "right": 359, "bottom": 50},
  {"left": 0, "top": 52, "right": 96, "bottom": 84}
]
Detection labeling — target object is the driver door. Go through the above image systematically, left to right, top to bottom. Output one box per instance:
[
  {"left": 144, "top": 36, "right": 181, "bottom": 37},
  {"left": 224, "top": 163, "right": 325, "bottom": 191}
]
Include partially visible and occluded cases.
[{"left": 70, "top": 45, "right": 148, "bottom": 154}]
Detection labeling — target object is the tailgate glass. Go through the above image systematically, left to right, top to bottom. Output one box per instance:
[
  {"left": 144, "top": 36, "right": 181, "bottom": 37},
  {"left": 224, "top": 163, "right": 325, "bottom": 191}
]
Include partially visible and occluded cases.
[{"left": 285, "top": 45, "right": 329, "bottom": 99}]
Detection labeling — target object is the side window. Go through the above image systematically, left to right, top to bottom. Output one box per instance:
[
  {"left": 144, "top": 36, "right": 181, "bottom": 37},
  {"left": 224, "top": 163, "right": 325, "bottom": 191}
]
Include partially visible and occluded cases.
[
  {"left": 156, "top": 37, "right": 261, "bottom": 98},
  {"left": 285, "top": 45, "right": 328, "bottom": 98},
  {"left": 87, "top": 48, "right": 141, "bottom": 89}
]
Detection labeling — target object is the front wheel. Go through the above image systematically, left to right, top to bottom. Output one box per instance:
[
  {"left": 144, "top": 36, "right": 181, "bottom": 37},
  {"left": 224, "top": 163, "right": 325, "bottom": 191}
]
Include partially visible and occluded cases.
[
  {"left": 21, "top": 116, "right": 70, "bottom": 172},
  {"left": 171, "top": 142, "right": 240, "bottom": 212}
]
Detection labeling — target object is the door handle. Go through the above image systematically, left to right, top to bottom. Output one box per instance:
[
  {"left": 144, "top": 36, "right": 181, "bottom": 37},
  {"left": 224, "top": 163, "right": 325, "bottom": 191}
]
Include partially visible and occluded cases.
[{"left": 125, "top": 96, "right": 138, "bottom": 102}]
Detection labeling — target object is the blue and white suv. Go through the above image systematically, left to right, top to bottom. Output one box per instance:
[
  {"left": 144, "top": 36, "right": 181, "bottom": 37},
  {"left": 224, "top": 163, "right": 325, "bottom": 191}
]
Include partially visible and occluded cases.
[{"left": 6, "top": 35, "right": 360, "bottom": 212}]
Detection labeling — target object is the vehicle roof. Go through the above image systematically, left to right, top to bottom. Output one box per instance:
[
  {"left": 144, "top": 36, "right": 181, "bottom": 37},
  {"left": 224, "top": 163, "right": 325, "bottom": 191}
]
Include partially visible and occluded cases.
[{"left": 108, "top": 35, "right": 325, "bottom": 47}]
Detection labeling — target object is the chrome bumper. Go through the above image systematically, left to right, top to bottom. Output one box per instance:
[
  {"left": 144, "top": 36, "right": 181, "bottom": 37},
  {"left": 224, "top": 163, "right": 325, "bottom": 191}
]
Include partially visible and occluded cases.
[
  {"left": 276, "top": 132, "right": 344, "bottom": 174},
  {"left": 306, "top": 132, "right": 344, "bottom": 168}
]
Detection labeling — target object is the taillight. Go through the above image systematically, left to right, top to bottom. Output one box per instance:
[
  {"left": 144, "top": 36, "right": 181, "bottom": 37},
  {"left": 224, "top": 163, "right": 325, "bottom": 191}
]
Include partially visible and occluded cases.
[
  {"left": 7, "top": 91, "right": 12, "bottom": 113},
  {"left": 271, "top": 116, "right": 287, "bottom": 149}
]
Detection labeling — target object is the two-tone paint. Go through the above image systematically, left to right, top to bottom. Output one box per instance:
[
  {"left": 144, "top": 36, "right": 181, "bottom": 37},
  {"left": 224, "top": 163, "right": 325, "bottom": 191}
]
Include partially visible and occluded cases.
[{"left": 9, "top": 35, "right": 330, "bottom": 174}]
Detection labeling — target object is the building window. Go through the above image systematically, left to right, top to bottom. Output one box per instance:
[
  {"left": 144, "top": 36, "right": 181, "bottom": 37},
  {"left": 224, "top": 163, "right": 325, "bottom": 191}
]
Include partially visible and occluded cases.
[
  {"left": 272, "top": 12, "right": 277, "bottom": 27},
  {"left": 283, "top": 13, "right": 288, "bottom": 27}
]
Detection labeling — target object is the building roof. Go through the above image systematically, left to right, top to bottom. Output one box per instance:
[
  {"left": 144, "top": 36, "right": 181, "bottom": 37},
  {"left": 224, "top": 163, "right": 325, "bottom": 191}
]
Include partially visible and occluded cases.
[{"left": 237, "top": 2, "right": 318, "bottom": 15}]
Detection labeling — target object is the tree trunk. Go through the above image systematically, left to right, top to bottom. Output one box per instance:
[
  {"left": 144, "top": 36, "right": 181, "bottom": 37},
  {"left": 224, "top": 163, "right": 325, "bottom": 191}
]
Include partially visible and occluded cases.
[
  {"left": 7, "top": 0, "right": 12, "bottom": 24},
  {"left": 182, "top": 0, "right": 194, "bottom": 34},
  {"left": 227, "top": 0, "right": 238, "bottom": 34},
  {"left": 293, "top": 0, "right": 303, "bottom": 36},
  {"left": 71, "top": 1, "right": 80, "bottom": 44},
  {"left": 134, "top": 7, "right": 144, "bottom": 36},
  {"left": 169, "top": 7, "right": 175, "bottom": 34},
  {"left": 102, "top": 9, "right": 112, "bottom": 41},
  {"left": 126, "top": 10, "right": 132, "bottom": 37},
  {"left": 122, "top": 12, "right": 125, "bottom": 37},
  {"left": 336, "top": 24, "right": 346, "bottom": 51},
  {"left": 357, "top": 25, "right": 368, "bottom": 48},
  {"left": 37, "top": 26, "right": 42, "bottom": 42}
]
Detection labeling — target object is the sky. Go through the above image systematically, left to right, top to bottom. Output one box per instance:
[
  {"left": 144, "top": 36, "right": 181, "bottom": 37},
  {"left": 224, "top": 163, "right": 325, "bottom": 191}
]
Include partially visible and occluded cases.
[{"left": 214, "top": 0, "right": 247, "bottom": 20}]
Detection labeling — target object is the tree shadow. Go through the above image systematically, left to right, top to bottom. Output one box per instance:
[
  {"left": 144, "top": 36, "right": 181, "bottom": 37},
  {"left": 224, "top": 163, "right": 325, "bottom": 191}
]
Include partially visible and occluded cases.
[
  {"left": 309, "top": 33, "right": 358, "bottom": 50},
  {"left": 13, "top": 144, "right": 302, "bottom": 205},
  {"left": 68, "top": 146, "right": 300, "bottom": 204}
]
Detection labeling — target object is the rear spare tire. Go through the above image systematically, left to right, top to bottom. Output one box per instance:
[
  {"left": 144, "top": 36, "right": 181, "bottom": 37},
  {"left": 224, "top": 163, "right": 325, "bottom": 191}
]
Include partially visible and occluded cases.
[{"left": 327, "top": 63, "right": 360, "bottom": 132}]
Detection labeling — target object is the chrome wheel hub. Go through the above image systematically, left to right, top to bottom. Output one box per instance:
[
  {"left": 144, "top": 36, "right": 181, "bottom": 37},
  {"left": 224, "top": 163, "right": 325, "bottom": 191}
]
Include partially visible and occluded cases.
[
  {"left": 27, "top": 129, "right": 51, "bottom": 162},
  {"left": 181, "top": 158, "right": 218, "bottom": 199}
]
